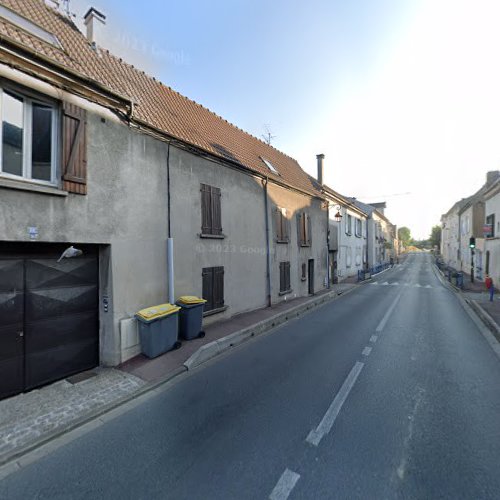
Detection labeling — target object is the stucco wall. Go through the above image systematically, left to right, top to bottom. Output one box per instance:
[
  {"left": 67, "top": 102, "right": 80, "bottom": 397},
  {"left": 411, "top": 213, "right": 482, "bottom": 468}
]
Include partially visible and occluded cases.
[
  {"left": 169, "top": 147, "right": 268, "bottom": 323},
  {"left": 267, "top": 183, "right": 328, "bottom": 301}
]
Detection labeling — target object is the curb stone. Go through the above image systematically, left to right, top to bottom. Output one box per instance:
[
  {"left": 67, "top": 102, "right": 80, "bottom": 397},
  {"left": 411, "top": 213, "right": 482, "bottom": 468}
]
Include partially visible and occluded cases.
[{"left": 184, "top": 285, "right": 359, "bottom": 370}]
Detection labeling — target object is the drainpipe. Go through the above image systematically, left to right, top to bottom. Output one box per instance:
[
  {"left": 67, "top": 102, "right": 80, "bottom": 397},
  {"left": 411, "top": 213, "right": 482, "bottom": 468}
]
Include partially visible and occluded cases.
[
  {"left": 166, "top": 142, "right": 175, "bottom": 304},
  {"left": 263, "top": 177, "right": 272, "bottom": 307},
  {"left": 326, "top": 202, "right": 330, "bottom": 289}
]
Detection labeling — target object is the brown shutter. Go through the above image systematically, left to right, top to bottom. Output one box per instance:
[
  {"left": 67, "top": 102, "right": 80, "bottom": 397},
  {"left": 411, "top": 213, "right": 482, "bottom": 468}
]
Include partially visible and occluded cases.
[
  {"left": 62, "top": 102, "right": 87, "bottom": 194},
  {"left": 201, "top": 184, "right": 211, "bottom": 235},
  {"left": 211, "top": 186, "right": 222, "bottom": 235},
  {"left": 275, "top": 208, "right": 282, "bottom": 240},
  {"left": 283, "top": 212, "right": 290, "bottom": 242},
  {"left": 297, "top": 213, "right": 303, "bottom": 246},
  {"left": 307, "top": 214, "right": 312, "bottom": 246},
  {"left": 279, "top": 262, "right": 284, "bottom": 292},
  {"left": 214, "top": 266, "right": 224, "bottom": 309},
  {"left": 202, "top": 267, "right": 214, "bottom": 311}
]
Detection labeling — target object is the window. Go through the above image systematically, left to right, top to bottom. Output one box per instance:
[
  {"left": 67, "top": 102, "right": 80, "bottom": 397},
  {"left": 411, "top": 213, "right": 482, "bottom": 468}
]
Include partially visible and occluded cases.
[
  {"left": 0, "top": 88, "right": 58, "bottom": 184},
  {"left": 260, "top": 156, "right": 279, "bottom": 175},
  {"left": 201, "top": 184, "right": 222, "bottom": 236},
  {"left": 275, "top": 207, "right": 289, "bottom": 243},
  {"left": 298, "top": 212, "right": 312, "bottom": 247},
  {"left": 345, "top": 214, "right": 352, "bottom": 235},
  {"left": 486, "top": 214, "right": 495, "bottom": 237},
  {"left": 355, "top": 218, "right": 362, "bottom": 237},
  {"left": 279, "top": 261, "right": 291, "bottom": 293},
  {"left": 301, "top": 262, "right": 307, "bottom": 281},
  {"left": 202, "top": 266, "right": 224, "bottom": 313}
]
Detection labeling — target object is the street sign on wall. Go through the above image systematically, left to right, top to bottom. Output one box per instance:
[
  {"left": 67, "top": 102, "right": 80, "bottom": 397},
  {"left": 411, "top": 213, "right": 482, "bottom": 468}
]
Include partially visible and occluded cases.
[{"left": 483, "top": 224, "right": 493, "bottom": 238}]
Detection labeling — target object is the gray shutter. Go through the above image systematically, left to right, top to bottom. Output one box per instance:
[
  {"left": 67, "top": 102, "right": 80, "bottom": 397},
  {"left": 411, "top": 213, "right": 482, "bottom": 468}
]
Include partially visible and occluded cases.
[
  {"left": 62, "top": 102, "right": 87, "bottom": 194},
  {"left": 201, "top": 184, "right": 211, "bottom": 235},
  {"left": 211, "top": 186, "right": 222, "bottom": 235},
  {"left": 297, "top": 213, "right": 303, "bottom": 246},
  {"left": 285, "top": 261, "right": 291, "bottom": 291},
  {"left": 279, "top": 262, "right": 284, "bottom": 292},
  {"left": 214, "top": 266, "right": 224, "bottom": 309},
  {"left": 202, "top": 267, "right": 213, "bottom": 311}
]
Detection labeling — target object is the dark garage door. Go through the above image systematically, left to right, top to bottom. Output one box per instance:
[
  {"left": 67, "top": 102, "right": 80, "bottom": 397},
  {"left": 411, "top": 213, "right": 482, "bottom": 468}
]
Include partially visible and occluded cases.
[{"left": 0, "top": 244, "right": 99, "bottom": 400}]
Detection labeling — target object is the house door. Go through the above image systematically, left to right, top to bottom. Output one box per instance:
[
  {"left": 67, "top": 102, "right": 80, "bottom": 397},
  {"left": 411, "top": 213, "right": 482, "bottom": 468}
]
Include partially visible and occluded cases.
[
  {"left": 0, "top": 246, "right": 99, "bottom": 400},
  {"left": 308, "top": 259, "right": 315, "bottom": 295}
]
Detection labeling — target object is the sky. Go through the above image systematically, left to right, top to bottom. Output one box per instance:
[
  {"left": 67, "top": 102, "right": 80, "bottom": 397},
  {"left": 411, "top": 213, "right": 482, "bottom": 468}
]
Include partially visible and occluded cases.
[{"left": 71, "top": 0, "right": 500, "bottom": 239}]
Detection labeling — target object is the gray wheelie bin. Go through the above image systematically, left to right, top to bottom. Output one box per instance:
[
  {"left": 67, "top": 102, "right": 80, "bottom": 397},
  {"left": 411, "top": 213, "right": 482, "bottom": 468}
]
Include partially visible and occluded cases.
[
  {"left": 176, "top": 296, "right": 207, "bottom": 340},
  {"left": 135, "top": 303, "right": 181, "bottom": 358}
]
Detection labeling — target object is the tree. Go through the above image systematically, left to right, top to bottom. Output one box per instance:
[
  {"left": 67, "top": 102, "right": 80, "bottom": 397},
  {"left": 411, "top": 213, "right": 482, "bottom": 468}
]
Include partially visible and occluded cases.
[
  {"left": 429, "top": 225, "right": 441, "bottom": 249},
  {"left": 398, "top": 226, "right": 412, "bottom": 247}
]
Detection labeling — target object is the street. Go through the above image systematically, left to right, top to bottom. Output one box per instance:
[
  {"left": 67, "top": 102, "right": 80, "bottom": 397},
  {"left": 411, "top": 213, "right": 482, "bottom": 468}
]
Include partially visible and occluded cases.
[{"left": 2, "top": 253, "right": 500, "bottom": 499}]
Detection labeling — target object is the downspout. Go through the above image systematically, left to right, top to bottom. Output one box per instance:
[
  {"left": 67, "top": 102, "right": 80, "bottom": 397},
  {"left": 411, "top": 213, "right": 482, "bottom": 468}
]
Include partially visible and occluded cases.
[
  {"left": 166, "top": 142, "right": 175, "bottom": 304},
  {"left": 263, "top": 177, "right": 272, "bottom": 307},
  {"left": 326, "top": 201, "right": 331, "bottom": 289}
]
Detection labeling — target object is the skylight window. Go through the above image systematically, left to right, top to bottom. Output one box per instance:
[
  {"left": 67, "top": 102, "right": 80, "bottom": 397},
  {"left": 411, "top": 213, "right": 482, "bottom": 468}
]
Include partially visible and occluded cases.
[
  {"left": 0, "top": 5, "right": 62, "bottom": 49},
  {"left": 260, "top": 157, "right": 279, "bottom": 175}
]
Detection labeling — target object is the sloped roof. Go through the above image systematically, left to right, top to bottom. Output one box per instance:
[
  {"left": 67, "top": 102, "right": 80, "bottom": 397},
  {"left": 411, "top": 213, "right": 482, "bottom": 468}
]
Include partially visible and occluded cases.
[{"left": 0, "top": 0, "right": 322, "bottom": 197}]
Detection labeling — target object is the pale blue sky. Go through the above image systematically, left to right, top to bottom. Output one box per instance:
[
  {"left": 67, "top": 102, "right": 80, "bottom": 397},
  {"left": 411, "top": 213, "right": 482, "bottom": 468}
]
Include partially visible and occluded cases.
[{"left": 74, "top": 0, "right": 500, "bottom": 239}]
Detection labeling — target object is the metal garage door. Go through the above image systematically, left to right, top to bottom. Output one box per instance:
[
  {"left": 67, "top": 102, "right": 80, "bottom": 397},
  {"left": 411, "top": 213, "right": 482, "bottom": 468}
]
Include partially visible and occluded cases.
[{"left": 0, "top": 245, "right": 99, "bottom": 400}]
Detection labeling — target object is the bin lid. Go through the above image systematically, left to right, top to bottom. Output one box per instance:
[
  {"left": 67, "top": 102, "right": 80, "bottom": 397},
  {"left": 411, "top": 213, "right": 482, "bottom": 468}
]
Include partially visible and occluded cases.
[
  {"left": 177, "top": 295, "right": 207, "bottom": 305},
  {"left": 136, "top": 303, "right": 180, "bottom": 321}
]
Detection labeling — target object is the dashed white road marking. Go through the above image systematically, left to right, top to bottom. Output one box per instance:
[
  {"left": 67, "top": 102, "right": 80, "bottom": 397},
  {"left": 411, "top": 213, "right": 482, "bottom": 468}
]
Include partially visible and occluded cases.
[
  {"left": 370, "top": 282, "right": 379, "bottom": 285},
  {"left": 381, "top": 282, "right": 389, "bottom": 286},
  {"left": 390, "top": 282, "right": 399, "bottom": 286},
  {"left": 414, "top": 284, "right": 422, "bottom": 288},
  {"left": 376, "top": 293, "right": 403, "bottom": 332},
  {"left": 370, "top": 335, "right": 378, "bottom": 343},
  {"left": 362, "top": 346, "right": 372, "bottom": 356},
  {"left": 306, "top": 362, "right": 364, "bottom": 446},
  {"left": 269, "top": 469, "right": 300, "bottom": 500}
]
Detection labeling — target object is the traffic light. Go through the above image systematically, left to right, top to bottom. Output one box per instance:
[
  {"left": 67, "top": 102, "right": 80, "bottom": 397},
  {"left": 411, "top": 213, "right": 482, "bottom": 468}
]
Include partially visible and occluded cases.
[{"left": 469, "top": 237, "right": 476, "bottom": 249}]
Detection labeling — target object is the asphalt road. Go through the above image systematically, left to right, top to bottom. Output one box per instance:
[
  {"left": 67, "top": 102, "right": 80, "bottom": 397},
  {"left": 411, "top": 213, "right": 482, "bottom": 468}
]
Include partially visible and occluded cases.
[{"left": 2, "top": 253, "right": 500, "bottom": 499}]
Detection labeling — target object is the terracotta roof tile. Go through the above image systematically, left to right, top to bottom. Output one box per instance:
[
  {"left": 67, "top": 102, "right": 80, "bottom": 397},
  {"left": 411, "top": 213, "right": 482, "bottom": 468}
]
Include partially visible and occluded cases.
[{"left": 0, "top": 0, "right": 321, "bottom": 196}]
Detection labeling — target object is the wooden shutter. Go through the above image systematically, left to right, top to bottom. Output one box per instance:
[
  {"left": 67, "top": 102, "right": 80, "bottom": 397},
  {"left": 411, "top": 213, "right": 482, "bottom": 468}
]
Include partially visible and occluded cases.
[
  {"left": 62, "top": 102, "right": 87, "bottom": 194},
  {"left": 201, "top": 184, "right": 212, "bottom": 235},
  {"left": 211, "top": 186, "right": 222, "bottom": 236},
  {"left": 282, "top": 209, "right": 289, "bottom": 242},
  {"left": 307, "top": 214, "right": 312, "bottom": 246},
  {"left": 279, "top": 262, "right": 285, "bottom": 292},
  {"left": 285, "top": 262, "right": 291, "bottom": 291},
  {"left": 214, "top": 266, "right": 224, "bottom": 309},
  {"left": 202, "top": 267, "right": 214, "bottom": 311}
]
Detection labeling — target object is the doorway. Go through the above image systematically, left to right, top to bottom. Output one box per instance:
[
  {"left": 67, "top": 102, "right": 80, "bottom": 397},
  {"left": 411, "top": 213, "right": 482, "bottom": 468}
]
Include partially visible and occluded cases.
[{"left": 308, "top": 259, "right": 314, "bottom": 295}]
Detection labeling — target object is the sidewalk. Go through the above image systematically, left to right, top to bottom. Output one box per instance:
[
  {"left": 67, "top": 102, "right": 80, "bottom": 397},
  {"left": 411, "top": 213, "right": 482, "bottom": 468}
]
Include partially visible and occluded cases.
[
  {"left": 438, "top": 265, "right": 500, "bottom": 342},
  {"left": 0, "top": 282, "right": 356, "bottom": 466}
]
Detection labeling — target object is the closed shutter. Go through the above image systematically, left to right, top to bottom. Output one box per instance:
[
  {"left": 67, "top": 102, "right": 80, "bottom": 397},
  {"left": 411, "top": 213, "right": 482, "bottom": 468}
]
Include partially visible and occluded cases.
[
  {"left": 62, "top": 102, "right": 87, "bottom": 194},
  {"left": 201, "top": 184, "right": 211, "bottom": 235},
  {"left": 211, "top": 186, "right": 222, "bottom": 236},
  {"left": 275, "top": 208, "right": 282, "bottom": 240},
  {"left": 282, "top": 210, "right": 289, "bottom": 242},
  {"left": 297, "top": 213, "right": 304, "bottom": 246},
  {"left": 307, "top": 214, "right": 312, "bottom": 246},
  {"left": 285, "top": 261, "right": 291, "bottom": 291},
  {"left": 214, "top": 266, "right": 224, "bottom": 309},
  {"left": 202, "top": 267, "right": 214, "bottom": 311}
]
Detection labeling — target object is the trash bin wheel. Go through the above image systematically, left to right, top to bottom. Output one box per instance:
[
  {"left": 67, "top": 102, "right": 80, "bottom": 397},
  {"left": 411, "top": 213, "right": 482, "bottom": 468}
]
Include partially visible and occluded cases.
[
  {"left": 198, "top": 331, "right": 206, "bottom": 338},
  {"left": 174, "top": 341, "right": 182, "bottom": 350}
]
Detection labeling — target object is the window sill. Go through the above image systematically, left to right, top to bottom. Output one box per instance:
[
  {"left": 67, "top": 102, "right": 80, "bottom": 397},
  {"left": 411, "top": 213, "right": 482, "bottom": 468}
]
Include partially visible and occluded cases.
[
  {"left": 0, "top": 177, "right": 67, "bottom": 197},
  {"left": 199, "top": 233, "right": 226, "bottom": 239},
  {"left": 276, "top": 239, "right": 289, "bottom": 244},
  {"left": 299, "top": 244, "right": 311, "bottom": 248},
  {"left": 301, "top": 277, "right": 307, "bottom": 282},
  {"left": 279, "top": 289, "right": 293, "bottom": 296},
  {"left": 203, "top": 305, "right": 228, "bottom": 317}
]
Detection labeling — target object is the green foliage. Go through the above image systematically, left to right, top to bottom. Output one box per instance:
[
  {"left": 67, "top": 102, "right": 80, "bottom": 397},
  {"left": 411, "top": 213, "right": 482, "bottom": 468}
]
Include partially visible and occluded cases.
[
  {"left": 429, "top": 225, "right": 441, "bottom": 248},
  {"left": 398, "top": 226, "right": 412, "bottom": 246}
]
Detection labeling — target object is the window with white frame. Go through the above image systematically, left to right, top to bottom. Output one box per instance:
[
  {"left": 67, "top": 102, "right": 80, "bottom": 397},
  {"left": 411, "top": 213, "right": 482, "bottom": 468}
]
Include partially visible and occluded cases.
[
  {"left": 1, "top": 87, "right": 58, "bottom": 184},
  {"left": 345, "top": 214, "right": 352, "bottom": 235},
  {"left": 355, "top": 218, "right": 362, "bottom": 237}
]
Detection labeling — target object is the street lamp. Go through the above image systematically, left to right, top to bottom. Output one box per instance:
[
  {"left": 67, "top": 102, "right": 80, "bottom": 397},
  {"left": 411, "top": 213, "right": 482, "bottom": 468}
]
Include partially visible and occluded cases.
[{"left": 334, "top": 205, "right": 342, "bottom": 223}]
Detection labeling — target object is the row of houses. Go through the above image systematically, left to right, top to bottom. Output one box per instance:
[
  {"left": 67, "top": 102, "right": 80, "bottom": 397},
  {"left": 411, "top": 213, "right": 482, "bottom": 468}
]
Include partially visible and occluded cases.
[
  {"left": 0, "top": 0, "right": 398, "bottom": 400},
  {"left": 440, "top": 171, "right": 500, "bottom": 282}
]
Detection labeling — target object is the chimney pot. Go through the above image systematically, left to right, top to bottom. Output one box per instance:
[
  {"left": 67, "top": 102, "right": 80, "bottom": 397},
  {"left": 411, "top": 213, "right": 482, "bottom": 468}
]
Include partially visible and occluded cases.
[
  {"left": 84, "top": 7, "right": 106, "bottom": 45},
  {"left": 317, "top": 154, "right": 325, "bottom": 185}
]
